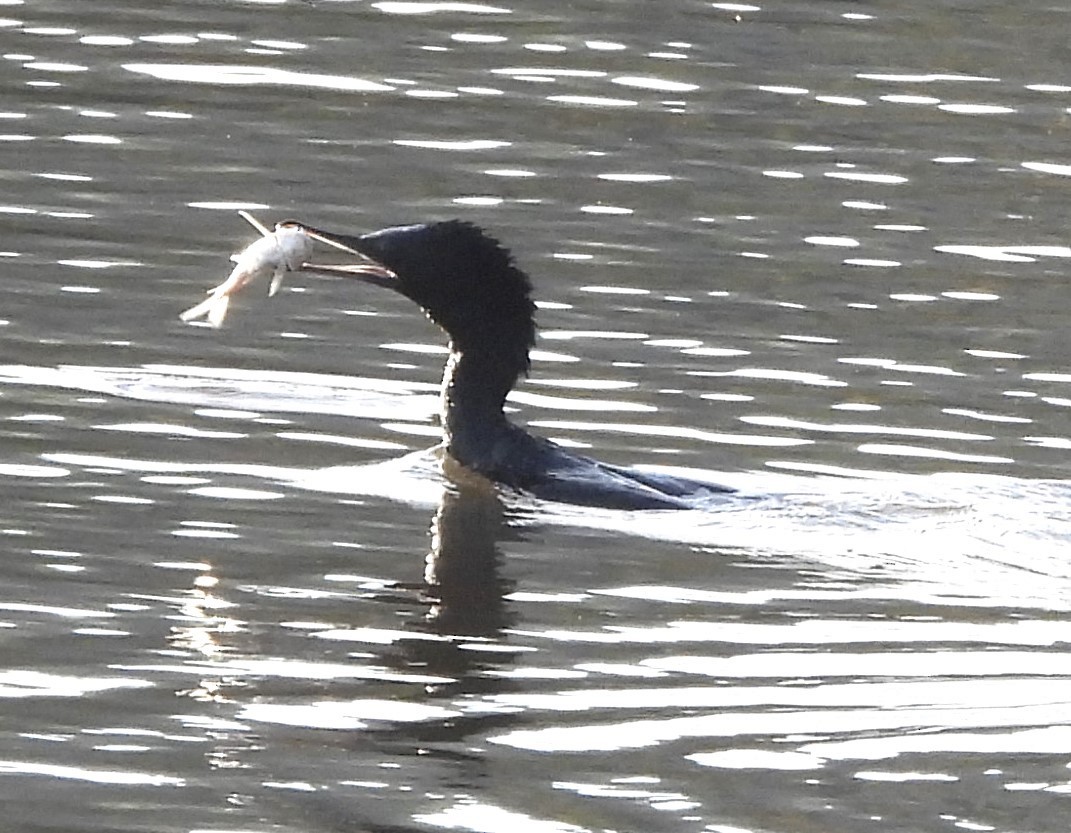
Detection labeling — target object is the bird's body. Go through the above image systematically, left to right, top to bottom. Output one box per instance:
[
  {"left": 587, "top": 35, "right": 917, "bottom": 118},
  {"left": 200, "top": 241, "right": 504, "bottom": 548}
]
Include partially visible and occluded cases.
[{"left": 297, "top": 220, "right": 734, "bottom": 510}]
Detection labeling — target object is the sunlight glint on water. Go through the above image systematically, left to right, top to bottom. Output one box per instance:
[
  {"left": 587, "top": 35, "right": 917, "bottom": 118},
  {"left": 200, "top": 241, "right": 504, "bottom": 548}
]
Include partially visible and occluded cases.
[{"left": 2, "top": 3, "right": 1071, "bottom": 832}]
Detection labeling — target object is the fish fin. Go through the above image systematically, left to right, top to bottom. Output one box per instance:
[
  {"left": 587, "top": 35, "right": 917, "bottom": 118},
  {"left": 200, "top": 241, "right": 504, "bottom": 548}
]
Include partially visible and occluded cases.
[
  {"left": 229, "top": 254, "right": 241, "bottom": 264},
  {"left": 268, "top": 265, "right": 286, "bottom": 297}
]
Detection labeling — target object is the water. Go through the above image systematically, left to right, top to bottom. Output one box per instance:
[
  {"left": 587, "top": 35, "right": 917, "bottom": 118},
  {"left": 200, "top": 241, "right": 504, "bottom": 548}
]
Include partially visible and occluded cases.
[{"left": 3, "top": 2, "right": 1071, "bottom": 831}]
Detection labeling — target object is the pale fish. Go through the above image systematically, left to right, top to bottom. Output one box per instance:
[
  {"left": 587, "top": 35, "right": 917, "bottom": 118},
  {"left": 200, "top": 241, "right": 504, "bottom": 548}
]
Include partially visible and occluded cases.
[{"left": 180, "top": 221, "right": 313, "bottom": 327}]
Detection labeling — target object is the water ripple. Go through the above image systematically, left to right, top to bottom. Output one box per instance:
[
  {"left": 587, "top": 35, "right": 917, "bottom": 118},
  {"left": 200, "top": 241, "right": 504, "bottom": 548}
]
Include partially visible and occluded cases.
[
  {"left": 373, "top": 2, "right": 511, "bottom": 13},
  {"left": 123, "top": 63, "right": 393, "bottom": 91},
  {"left": 0, "top": 761, "right": 183, "bottom": 787}
]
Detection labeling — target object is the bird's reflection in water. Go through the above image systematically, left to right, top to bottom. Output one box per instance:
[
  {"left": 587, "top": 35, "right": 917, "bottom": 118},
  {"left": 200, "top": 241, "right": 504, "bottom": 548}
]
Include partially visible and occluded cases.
[{"left": 401, "top": 459, "right": 526, "bottom": 689}]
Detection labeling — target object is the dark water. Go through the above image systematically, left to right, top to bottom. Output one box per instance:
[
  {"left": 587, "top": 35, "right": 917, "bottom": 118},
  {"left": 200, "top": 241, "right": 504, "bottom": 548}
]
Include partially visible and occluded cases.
[{"left": 3, "top": 2, "right": 1071, "bottom": 831}]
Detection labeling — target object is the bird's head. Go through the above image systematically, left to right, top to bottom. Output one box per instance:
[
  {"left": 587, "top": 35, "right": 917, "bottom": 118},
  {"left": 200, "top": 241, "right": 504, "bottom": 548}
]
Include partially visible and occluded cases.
[{"left": 300, "top": 220, "right": 537, "bottom": 375}]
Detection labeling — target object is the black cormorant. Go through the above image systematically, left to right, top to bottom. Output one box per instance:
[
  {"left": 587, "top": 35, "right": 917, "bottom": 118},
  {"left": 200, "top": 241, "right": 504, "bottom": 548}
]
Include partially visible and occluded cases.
[{"left": 297, "top": 220, "right": 734, "bottom": 510}]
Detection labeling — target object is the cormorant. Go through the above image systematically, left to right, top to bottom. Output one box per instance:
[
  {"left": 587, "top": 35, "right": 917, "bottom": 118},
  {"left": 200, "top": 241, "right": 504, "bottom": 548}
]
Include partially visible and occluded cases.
[{"left": 297, "top": 220, "right": 734, "bottom": 510}]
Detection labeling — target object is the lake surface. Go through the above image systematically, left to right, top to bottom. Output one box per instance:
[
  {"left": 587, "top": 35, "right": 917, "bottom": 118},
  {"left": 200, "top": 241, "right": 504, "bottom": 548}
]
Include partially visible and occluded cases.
[{"left": 3, "top": 1, "right": 1071, "bottom": 831}]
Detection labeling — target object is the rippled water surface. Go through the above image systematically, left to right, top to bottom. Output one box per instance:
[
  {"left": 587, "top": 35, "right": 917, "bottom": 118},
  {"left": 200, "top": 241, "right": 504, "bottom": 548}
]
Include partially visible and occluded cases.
[{"left": 4, "top": 2, "right": 1071, "bottom": 831}]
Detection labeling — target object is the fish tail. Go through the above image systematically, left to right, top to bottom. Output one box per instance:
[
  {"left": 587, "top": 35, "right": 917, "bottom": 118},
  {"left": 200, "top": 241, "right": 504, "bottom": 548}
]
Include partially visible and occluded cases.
[
  {"left": 180, "top": 293, "right": 230, "bottom": 327},
  {"left": 206, "top": 295, "right": 230, "bottom": 328},
  {"left": 179, "top": 296, "right": 214, "bottom": 322}
]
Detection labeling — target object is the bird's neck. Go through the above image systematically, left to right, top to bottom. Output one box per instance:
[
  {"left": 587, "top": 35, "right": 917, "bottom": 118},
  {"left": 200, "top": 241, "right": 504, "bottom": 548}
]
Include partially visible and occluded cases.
[{"left": 439, "top": 345, "right": 520, "bottom": 469}]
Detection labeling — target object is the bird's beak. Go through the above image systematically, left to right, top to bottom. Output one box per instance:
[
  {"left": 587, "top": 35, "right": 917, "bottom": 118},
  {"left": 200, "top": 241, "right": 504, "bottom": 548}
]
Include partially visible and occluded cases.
[
  {"left": 295, "top": 227, "right": 398, "bottom": 290},
  {"left": 300, "top": 260, "right": 398, "bottom": 287}
]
